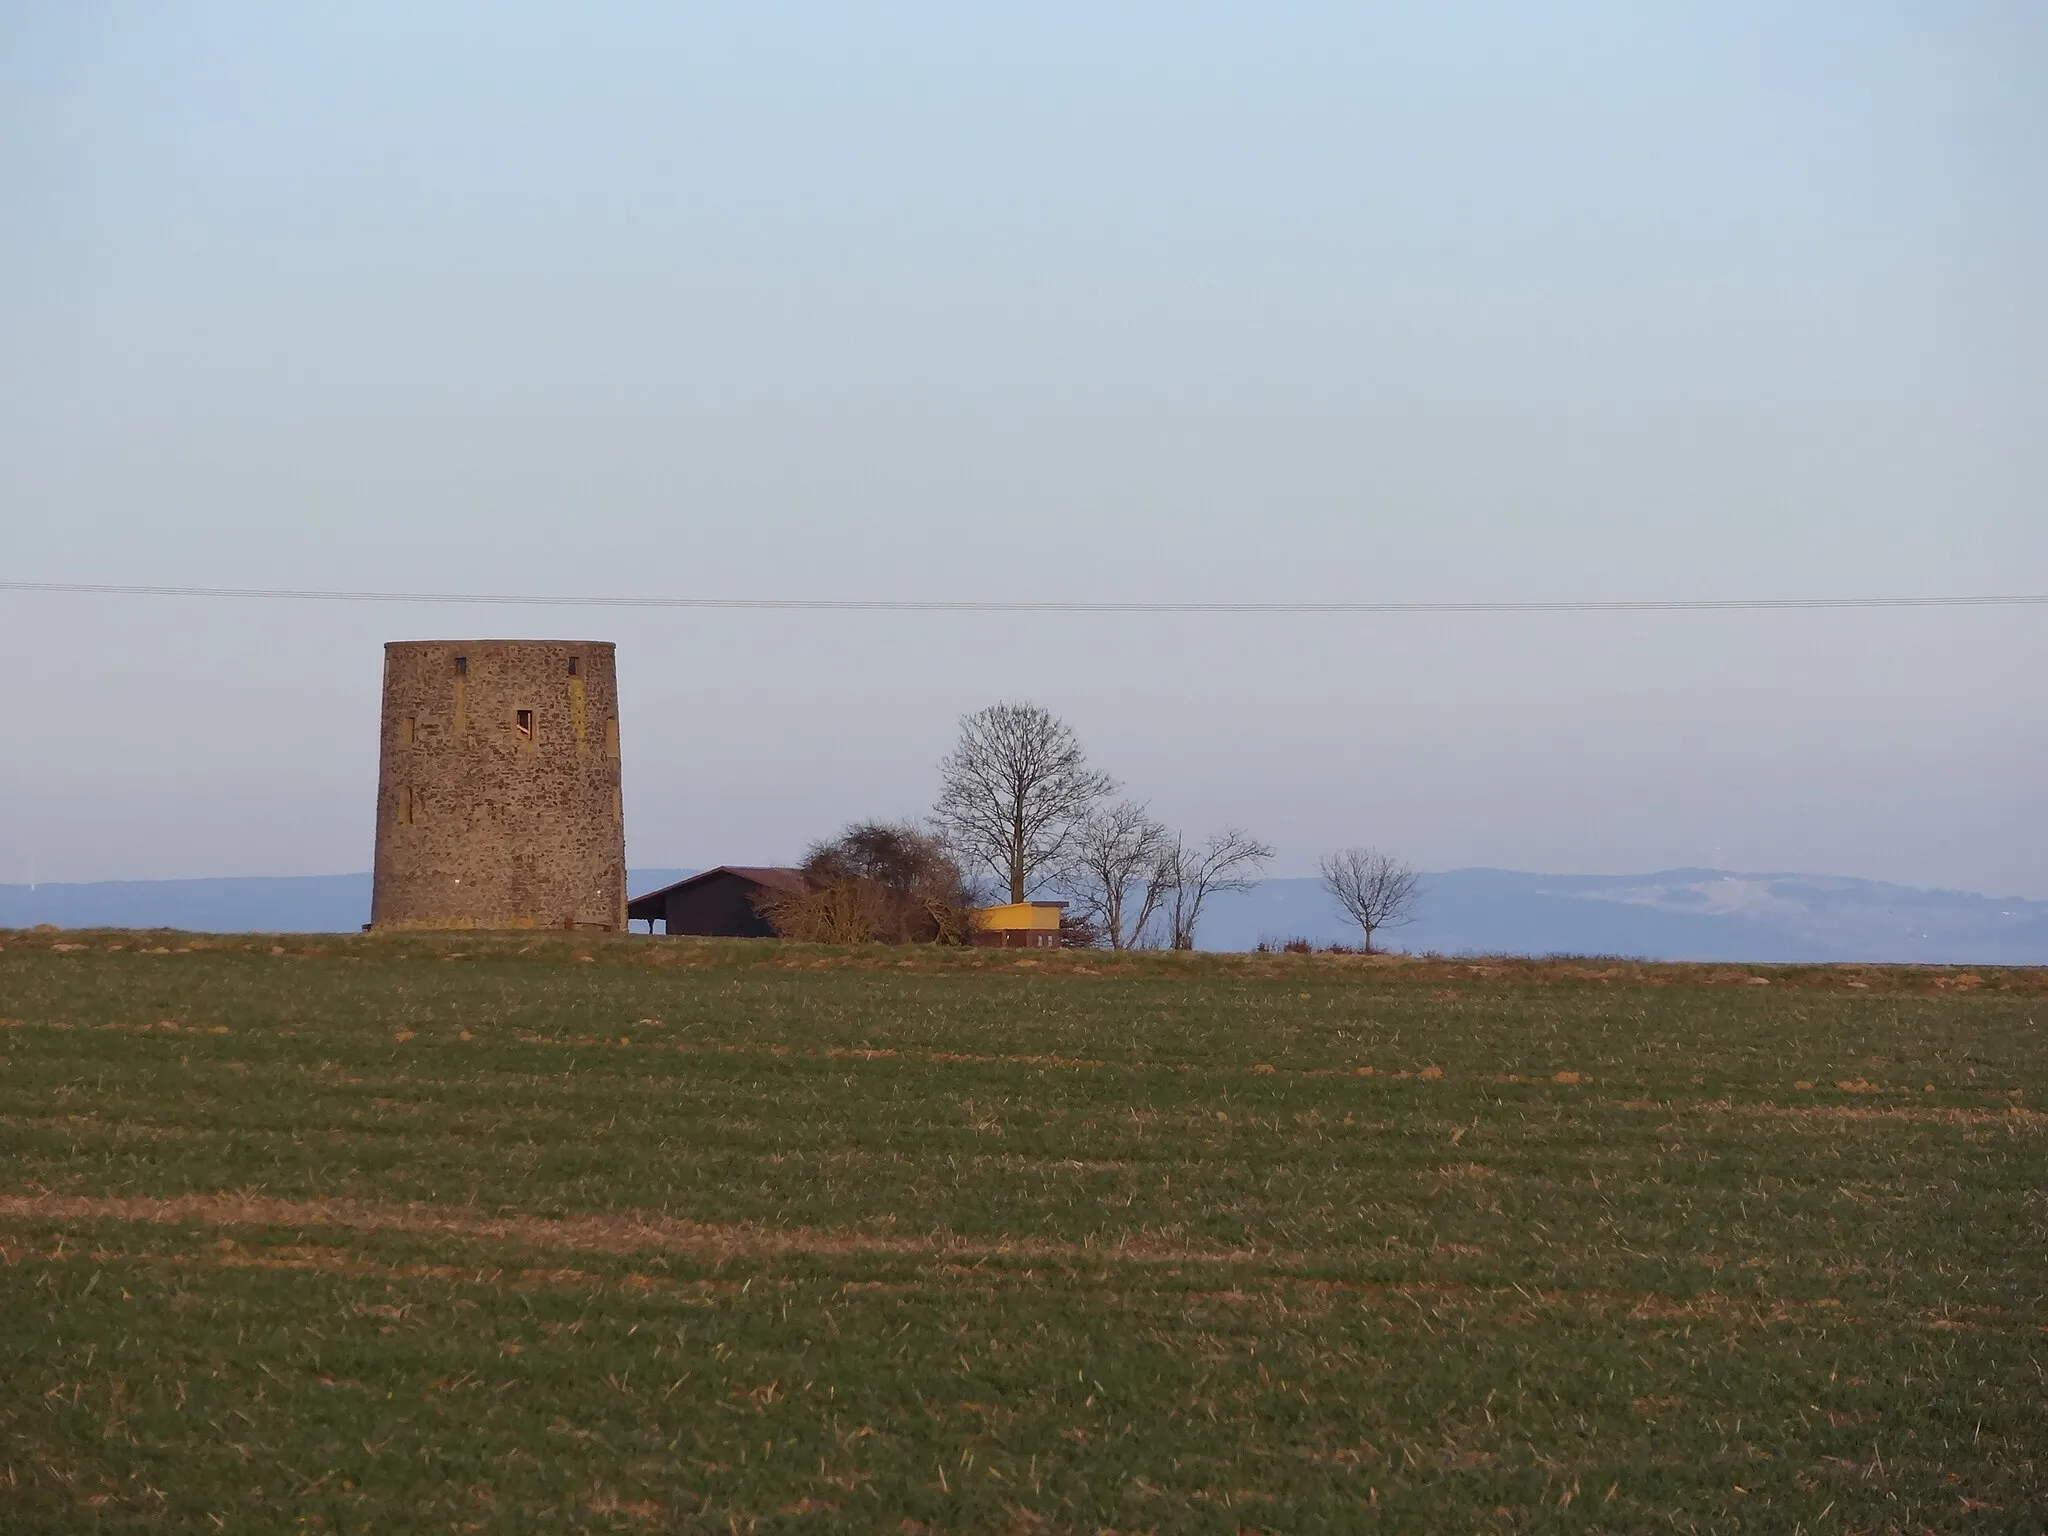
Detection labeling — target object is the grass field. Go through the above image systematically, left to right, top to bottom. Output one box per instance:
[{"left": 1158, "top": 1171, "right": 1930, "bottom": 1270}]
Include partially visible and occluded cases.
[{"left": 1, "top": 930, "right": 2042, "bottom": 1533}]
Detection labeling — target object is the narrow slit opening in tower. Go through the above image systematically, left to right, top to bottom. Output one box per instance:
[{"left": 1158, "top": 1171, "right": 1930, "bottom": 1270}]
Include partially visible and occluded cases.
[
  {"left": 567, "top": 657, "right": 578, "bottom": 676},
  {"left": 516, "top": 709, "right": 535, "bottom": 742}
]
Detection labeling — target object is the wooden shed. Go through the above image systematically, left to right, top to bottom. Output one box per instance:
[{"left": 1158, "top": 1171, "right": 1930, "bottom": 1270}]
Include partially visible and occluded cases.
[{"left": 626, "top": 867, "right": 803, "bottom": 937}]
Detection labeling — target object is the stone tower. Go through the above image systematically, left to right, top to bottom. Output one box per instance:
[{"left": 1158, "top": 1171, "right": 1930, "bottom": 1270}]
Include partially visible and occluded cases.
[{"left": 371, "top": 640, "right": 627, "bottom": 931}]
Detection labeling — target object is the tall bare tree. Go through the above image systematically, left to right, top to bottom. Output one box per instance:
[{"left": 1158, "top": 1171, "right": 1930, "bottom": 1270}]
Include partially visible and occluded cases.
[
  {"left": 934, "top": 702, "right": 1115, "bottom": 903},
  {"left": 1063, "top": 800, "right": 1171, "bottom": 949},
  {"left": 1161, "top": 828, "right": 1273, "bottom": 950},
  {"left": 1319, "top": 847, "right": 1422, "bottom": 954}
]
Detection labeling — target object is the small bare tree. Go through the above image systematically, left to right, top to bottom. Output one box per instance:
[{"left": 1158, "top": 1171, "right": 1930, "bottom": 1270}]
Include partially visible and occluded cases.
[
  {"left": 934, "top": 702, "right": 1115, "bottom": 903},
  {"left": 1063, "top": 800, "right": 1171, "bottom": 949},
  {"left": 1161, "top": 828, "right": 1273, "bottom": 951},
  {"left": 1319, "top": 847, "right": 1422, "bottom": 954}
]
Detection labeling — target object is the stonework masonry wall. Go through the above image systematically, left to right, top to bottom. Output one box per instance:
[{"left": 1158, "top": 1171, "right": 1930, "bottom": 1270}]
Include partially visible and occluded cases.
[{"left": 370, "top": 640, "right": 627, "bottom": 931}]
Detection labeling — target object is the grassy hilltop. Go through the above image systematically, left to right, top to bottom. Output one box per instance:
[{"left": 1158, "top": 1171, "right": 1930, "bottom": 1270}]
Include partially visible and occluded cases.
[{"left": 1, "top": 931, "right": 2042, "bottom": 1532}]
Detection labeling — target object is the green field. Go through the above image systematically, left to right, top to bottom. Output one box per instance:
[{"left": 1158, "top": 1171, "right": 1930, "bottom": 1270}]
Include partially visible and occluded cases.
[{"left": 1, "top": 932, "right": 2042, "bottom": 1533}]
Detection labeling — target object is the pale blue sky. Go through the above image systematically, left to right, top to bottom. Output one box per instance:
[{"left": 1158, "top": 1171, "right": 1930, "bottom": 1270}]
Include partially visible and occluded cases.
[{"left": 3, "top": 3, "right": 2043, "bottom": 894}]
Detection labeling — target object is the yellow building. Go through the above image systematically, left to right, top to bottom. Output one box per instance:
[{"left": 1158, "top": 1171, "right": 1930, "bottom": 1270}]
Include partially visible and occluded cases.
[{"left": 970, "top": 900, "right": 1064, "bottom": 949}]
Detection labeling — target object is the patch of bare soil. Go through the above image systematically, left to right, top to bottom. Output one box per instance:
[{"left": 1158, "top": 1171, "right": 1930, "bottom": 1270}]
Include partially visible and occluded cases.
[
  {"left": 1710, "top": 1103, "right": 2043, "bottom": 1129},
  {"left": 0, "top": 1114, "right": 199, "bottom": 1141},
  {"left": 0, "top": 1192, "right": 1299, "bottom": 1268},
  {"left": 5, "top": 1210, "right": 1952, "bottom": 1335},
  {"left": 34, "top": 1240, "right": 706, "bottom": 1298}
]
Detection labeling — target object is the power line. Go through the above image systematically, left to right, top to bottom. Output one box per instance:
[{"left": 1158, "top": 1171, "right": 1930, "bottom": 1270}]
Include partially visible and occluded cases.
[{"left": 2, "top": 580, "right": 2044, "bottom": 614}]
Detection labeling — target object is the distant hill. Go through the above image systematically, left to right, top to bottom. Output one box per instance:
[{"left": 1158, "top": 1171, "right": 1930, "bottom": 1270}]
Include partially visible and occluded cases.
[
  {"left": 3, "top": 866, "right": 2042, "bottom": 964},
  {"left": 1197, "top": 868, "right": 2048, "bottom": 965},
  {"left": 0, "top": 871, "right": 694, "bottom": 936},
  {"left": 0, "top": 874, "right": 377, "bottom": 935}
]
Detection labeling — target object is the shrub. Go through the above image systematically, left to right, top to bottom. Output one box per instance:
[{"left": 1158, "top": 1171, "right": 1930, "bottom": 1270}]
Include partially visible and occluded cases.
[
  {"left": 757, "top": 822, "right": 976, "bottom": 945},
  {"left": 1254, "top": 936, "right": 1318, "bottom": 955}
]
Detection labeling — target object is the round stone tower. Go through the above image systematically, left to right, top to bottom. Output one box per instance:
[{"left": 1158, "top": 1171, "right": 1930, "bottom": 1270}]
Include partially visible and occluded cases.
[{"left": 370, "top": 640, "right": 627, "bottom": 931}]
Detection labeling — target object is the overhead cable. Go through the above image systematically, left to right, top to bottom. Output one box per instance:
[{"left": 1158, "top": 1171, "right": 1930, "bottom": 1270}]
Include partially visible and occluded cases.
[{"left": 2, "top": 580, "right": 2043, "bottom": 614}]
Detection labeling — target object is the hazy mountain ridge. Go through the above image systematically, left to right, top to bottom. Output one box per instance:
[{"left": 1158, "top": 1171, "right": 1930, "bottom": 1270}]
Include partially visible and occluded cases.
[
  {"left": 2, "top": 867, "right": 2041, "bottom": 964},
  {"left": 1197, "top": 868, "right": 2048, "bottom": 964},
  {"left": 0, "top": 872, "right": 689, "bottom": 938}
]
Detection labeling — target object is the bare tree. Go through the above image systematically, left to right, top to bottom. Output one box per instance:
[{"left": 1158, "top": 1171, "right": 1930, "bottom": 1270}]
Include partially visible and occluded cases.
[
  {"left": 933, "top": 702, "right": 1115, "bottom": 904},
  {"left": 1063, "top": 800, "right": 1172, "bottom": 949},
  {"left": 1161, "top": 828, "right": 1273, "bottom": 951},
  {"left": 1319, "top": 847, "right": 1422, "bottom": 954}
]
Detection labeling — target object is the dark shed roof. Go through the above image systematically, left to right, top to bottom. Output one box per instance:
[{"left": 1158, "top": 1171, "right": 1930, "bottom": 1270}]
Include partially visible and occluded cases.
[{"left": 625, "top": 866, "right": 803, "bottom": 922}]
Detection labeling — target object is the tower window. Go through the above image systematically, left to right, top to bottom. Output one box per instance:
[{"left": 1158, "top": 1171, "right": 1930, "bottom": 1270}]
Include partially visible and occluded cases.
[
  {"left": 454, "top": 655, "right": 468, "bottom": 675},
  {"left": 567, "top": 657, "right": 579, "bottom": 677},
  {"left": 515, "top": 709, "right": 535, "bottom": 742},
  {"left": 399, "top": 716, "right": 416, "bottom": 747},
  {"left": 398, "top": 785, "right": 414, "bottom": 825}
]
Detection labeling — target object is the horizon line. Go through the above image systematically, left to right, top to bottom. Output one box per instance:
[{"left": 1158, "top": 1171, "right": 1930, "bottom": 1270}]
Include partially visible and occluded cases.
[{"left": 4, "top": 865, "right": 2038, "bottom": 900}]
